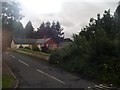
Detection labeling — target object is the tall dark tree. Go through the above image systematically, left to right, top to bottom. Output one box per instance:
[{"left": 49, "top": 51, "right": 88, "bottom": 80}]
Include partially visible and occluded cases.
[
  {"left": 2, "top": 2, "right": 23, "bottom": 50},
  {"left": 115, "top": 2, "right": 120, "bottom": 35},
  {"left": 115, "top": 2, "right": 120, "bottom": 18},
  {"left": 115, "top": 2, "right": 120, "bottom": 69},
  {"left": 50, "top": 3, "right": 120, "bottom": 86},
  {"left": 75, "top": 7, "right": 120, "bottom": 85},
  {"left": 13, "top": 21, "right": 24, "bottom": 38},
  {"left": 25, "top": 21, "right": 34, "bottom": 38},
  {"left": 37, "top": 21, "right": 64, "bottom": 42},
  {"left": 45, "top": 21, "right": 51, "bottom": 37},
  {"left": 46, "top": 21, "right": 51, "bottom": 27},
  {"left": 50, "top": 21, "right": 56, "bottom": 38},
  {"left": 51, "top": 21, "right": 56, "bottom": 30},
  {"left": 54, "top": 21, "right": 64, "bottom": 43},
  {"left": 55, "top": 21, "right": 64, "bottom": 38},
  {"left": 37, "top": 22, "right": 45, "bottom": 38}
]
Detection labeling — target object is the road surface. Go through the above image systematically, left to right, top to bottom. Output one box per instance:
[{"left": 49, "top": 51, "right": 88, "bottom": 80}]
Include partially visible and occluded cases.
[{"left": 2, "top": 50, "right": 96, "bottom": 88}]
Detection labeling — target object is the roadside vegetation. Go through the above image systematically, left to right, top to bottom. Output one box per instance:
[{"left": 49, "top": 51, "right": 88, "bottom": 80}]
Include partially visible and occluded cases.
[
  {"left": 2, "top": 1, "right": 120, "bottom": 88},
  {"left": 49, "top": 5, "right": 120, "bottom": 87},
  {"left": 19, "top": 44, "right": 51, "bottom": 53},
  {"left": 18, "top": 45, "right": 50, "bottom": 56},
  {"left": 10, "top": 46, "right": 50, "bottom": 60},
  {"left": 18, "top": 47, "right": 49, "bottom": 56},
  {"left": 2, "top": 63, "right": 16, "bottom": 88},
  {"left": 2, "top": 76, "right": 15, "bottom": 88}
]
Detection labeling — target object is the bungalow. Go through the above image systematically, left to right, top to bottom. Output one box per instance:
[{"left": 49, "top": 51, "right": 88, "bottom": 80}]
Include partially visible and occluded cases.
[
  {"left": 11, "top": 38, "right": 58, "bottom": 50},
  {"left": 11, "top": 38, "right": 36, "bottom": 49}
]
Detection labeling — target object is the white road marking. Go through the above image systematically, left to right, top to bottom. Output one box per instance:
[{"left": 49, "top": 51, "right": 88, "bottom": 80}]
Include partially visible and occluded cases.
[
  {"left": 5, "top": 52, "right": 9, "bottom": 54},
  {"left": 10, "top": 55, "right": 15, "bottom": 58},
  {"left": 18, "top": 60, "right": 29, "bottom": 67},
  {"left": 36, "top": 69, "right": 65, "bottom": 84},
  {"left": 95, "top": 84, "right": 115, "bottom": 89},
  {"left": 94, "top": 85, "right": 105, "bottom": 89},
  {"left": 87, "top": 87, "right": 91, "bottom": 89}
]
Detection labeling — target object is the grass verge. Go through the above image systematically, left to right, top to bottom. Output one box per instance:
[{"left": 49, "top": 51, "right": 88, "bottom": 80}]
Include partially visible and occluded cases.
[
  {"left": 10, "top": 48, "right": 50, "bottom": 61},
  {"left": 2, "top": 76, "right": 15, "bottom": 88}
]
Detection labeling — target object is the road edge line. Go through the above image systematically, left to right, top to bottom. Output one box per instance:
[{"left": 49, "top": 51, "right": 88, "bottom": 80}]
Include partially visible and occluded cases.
[{"left": 3, "top": 62, "right": 19, "bottom": 88}]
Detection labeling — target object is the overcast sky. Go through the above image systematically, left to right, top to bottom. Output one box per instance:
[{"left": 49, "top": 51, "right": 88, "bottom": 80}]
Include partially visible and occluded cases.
[{"left": 20, "top": 0, "right": 119, "bottom": 39}]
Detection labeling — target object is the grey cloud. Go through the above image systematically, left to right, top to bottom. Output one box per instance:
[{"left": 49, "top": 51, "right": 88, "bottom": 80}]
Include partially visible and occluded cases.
[
  {"left": 21, "top": 1, "right": 118, "bottom": 39},
  {"left": 61, "top": 20, "right": 74, "bottom": 27}
]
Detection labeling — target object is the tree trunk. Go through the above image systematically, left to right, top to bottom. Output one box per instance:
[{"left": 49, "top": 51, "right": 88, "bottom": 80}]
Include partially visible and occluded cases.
[{"left": 2, "top": 27, "right": 13, "bottom": 51}]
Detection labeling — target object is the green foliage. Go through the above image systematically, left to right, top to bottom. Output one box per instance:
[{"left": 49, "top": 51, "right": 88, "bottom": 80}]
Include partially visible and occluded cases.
[
  {"left": 2, "top": 2, "right": 22, "bottom": 28},
  {"left": 2, "top": 2, "right": 23, "bottom": 50},
  {"left": 49, "top": 6, "right": 120, "bottom": 87},
  {"left": 36, "top": 21, "right": 64, "bottom": 42},
  {"left": 32, "top": 45, "right": 40, "bottom": 51},
  {"left": 24, "top": 46, "right": 31, "bottom": 50},
  {"left": 46, "top": 49, "right": 54, "bottom": 54},
  {"left": 2, "top": 76, "right": 15, "bottom": 88}
]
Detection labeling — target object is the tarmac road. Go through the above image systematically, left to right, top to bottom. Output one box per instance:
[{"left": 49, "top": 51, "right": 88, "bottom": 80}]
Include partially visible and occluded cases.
[{"left": 2, "top": 50, "right": 96, "bottom": 89}]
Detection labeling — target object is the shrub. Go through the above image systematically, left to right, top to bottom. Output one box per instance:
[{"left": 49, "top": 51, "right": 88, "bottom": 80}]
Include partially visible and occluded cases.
[
  {"left": 49, "top": 9, "right": 120, "bottom": 87},
  {"left": 19, "top": 45, "right": 23, "bottom": 48},
  {"left": 32, "top": 45, "right": 40, "bottom": 51},
  {"left": 24, "top": 46, "right": 31, "bottom": 50},
  {"left": 46, "top": 49, "right": 55, "bottom": 54}
]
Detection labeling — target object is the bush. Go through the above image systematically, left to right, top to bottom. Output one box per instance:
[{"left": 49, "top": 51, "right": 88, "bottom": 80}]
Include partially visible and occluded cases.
[
  {"left": 49, "top": 9, "right": 120, "bottom": 87},
  {"left": 19, "top": 45, "right": 23, "bottom": 48},
  {"left": 32, "top": 45, "right": 40, "bottom": 51},
  {"left": 24, "top": 46, "right": 31, "bottom": 50},
  {"left": 46, "top": 49, "right": 55, "bottom": 54}
]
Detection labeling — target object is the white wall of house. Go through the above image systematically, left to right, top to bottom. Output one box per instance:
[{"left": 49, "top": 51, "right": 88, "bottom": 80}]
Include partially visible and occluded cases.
[
  {"left": 11, "top": 38, "right": 58, "bottom": 50},
  {"left": 11, "top": 40, "right": 16, "bottom": 48},
  {"left": 11, "top": 40, "right": 32, "bottom": 49},
  {"left": 16, "top": 44, "right": 31, "bottom": 48},
  {"left": 37, "top": 44, "right": 42, "bottom": 50}
]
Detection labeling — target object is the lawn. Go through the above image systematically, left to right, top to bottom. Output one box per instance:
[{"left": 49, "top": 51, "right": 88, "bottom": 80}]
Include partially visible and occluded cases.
[{"left": 10, "top": 48, "right": 50, "bottom": 61}]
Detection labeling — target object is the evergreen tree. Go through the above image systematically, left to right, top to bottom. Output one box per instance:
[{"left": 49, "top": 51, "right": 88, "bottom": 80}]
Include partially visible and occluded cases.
[
  {"left": 2, "top": 2, "right": 23, "bottom": 50},
  {"left": 2, "top": 2, "right": 22, "bottom": 27},
  {"left": 115, "top": 2, "right": 120, "bottom": 18},
  {"left": 115, "top": 2, "right": 120, "bottom": 35},
  {"left": 50, "top": 3, "right": 120, "bottom": 86},
  {"left": 13, "top": 21, "right": 24, "bottom": 38},
  {"left": 25, "top": 21, "right": 34, "bottom": 38},
  {"left": 37, "top": 21, "right": 64, "bottom": 42},
  {"left": 45, "top": 21, "right": 51, "bottom": 37},
  {"left": 50, "top": 21, "right": 57, "bottom": 38},
  {"left": 51, "top": 21, "right": 56, "bottom": 30},
  {"left": 53, "top": 21, "right": 64, "bottom": 42},
  {"left": 55, "top": 21, "right": 64, "bottom": 38},
  {"left": 37, "top": 22, "right": 46, "bottom": 38}
]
